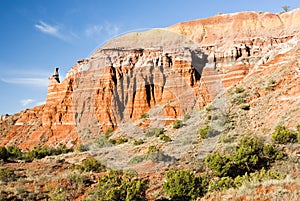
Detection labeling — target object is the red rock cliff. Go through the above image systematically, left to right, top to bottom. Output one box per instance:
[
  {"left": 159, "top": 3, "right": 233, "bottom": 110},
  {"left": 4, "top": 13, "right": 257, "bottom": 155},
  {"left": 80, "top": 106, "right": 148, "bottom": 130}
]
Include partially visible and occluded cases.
[{"left": 0, "top": 9, "right": 300, "bottom": 148}]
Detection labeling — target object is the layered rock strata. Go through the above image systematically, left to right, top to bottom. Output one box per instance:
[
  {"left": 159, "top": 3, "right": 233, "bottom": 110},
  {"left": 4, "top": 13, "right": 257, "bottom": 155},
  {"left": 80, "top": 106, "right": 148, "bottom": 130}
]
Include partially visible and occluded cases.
[{"left": 0, "top": 9, "right": 300, "bottom": 148}]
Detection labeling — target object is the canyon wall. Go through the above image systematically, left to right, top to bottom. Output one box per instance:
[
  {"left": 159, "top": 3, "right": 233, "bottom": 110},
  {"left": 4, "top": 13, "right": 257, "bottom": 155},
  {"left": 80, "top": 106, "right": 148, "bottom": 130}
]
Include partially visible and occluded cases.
[{"left": 0, "top": 9, "right": 300, "bottom": 148}]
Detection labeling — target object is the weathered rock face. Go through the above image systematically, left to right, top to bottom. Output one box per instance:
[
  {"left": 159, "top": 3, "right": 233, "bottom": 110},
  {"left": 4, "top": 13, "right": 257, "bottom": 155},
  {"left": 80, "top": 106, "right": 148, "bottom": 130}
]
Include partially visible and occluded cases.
[
  {"left": 1, "top": 9, "right": 300, "bottom": 148},
  {"left": 168, "top": 9, "right": 300, "bottom": 87},
  {"left": 71, "top": 31, "right": 206, "bottom": 133},
  {"left": 224, "top": 41, "right": 300, "bottom": 135}
]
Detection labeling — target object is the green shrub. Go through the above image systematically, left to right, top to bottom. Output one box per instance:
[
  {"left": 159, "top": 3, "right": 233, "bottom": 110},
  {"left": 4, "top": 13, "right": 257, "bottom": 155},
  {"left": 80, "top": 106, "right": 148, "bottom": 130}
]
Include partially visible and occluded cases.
[
  {"left": 265, "top": 79, "right": 276, "bottom": 91},
  {"left": 235, "top": 87, "right": 245, "bottom": 93},
  {"left": 231, "top": 93, "right": 247, "bottom": 104},
  {"left": 231, "top": 96, "right": 246, "bottom": 104},
  {"left": 205, "top": 104, "right": 215, "bottom": 112},
  {"left": 239, "top": 104, "right": 250, "bottom": 110},
  {"left": 140, "top": 113, "right": 149, "bottom": 119},
  {"left": 183, "top": 114, "right": 191, "bottom": 122},
  {"left": 173, "top": 120, "right": 183, "bottom": 129},
  {"left": 199, "top": 125, "right": 210, "bottom": 139},
  {"left": 271, "top": 125, "right": 298, "bottom": 144},
  {"left": 145, "top": 128, "right": 164, "bottom": 137},
  {"left": 220, "top": 132, "right": 236, "bottom": 143},
  {"left": 159, "top": 134, "right": 171, "bottom": 142},
  {"left": 206, "top": 135, "right": 285, "bottom": 178},
  {"left": 232, "top": 135, "right": 267, "bottom": 174},
  {"left": 96, "top": 136, "right": 113, "bottom": 148},
  {"left": 109, "top": 137, "right": 128, "bottom": 145},
  {"left": 116, "top": 138, "right": 128, "bottom": 144},
  {"left": 133, "top": 139, "right": 144, "bottom": 146},
  {"left": 54, "top": 144, "right": 73, "bottom": 155},
  {"left": 61, "top": 144, "right": 73, "bottom": 153},
  {"left": 77, "top": 144, "right": 89, "bottom": 152},
  {"left": 263, "top": 144, "right": 284, "bottom": 161},
  {"left": 23, "top": 145, "right": 72, "bottom": 162},
  {"left": 147, "top": 145, "right": 159, "bottom": 154},
  {"left": 0, "top": 146, "right": 8, "bottom": 161},
  {"left": 6, "top": 146, "right": 22, "bottom": 160},
  {"left": 23, "top": 146, "right": 53, "bottom": 161},
  {"left": 39, "top": 146, "right": 55, "bottom": 157},
  {"left": 129, "top": 146, "right": 174, "bottom": 164},
  {"left": 147, "top": 150, "right": 173, "bottom": 163},
  {"left": 23, "top": 151, "right": 34, "bottom": 162},
  {"left": 205, "top": 152, "right": 232, "bottom": 177},
  {"left": 128, "top": 155, "right": 147, "bottom": 165},
  {"left": 77, "top": 157, "right": 105, "bottom": 173},
  {"left": 0, "top": 168, "right": 16, "bottom": 182},
  {"left": 234, "top": 168, "right": 284, "bottom": 187},
  {"left": 251, "top": 168, "right": 283, "bottom": 180},
  {"left": 163, "top": 169, "right": 207, "bottom": 200},
  {"left": 87, "top": 170, "right": 148, "bottom": 201},
  {"left": 47, "top": 173, "right": 90, "bottom": 201},
  {"left": 208, "top": 176, "right": 235, "bottom": 191},
  {"left": 47, "top": 184, "right": 67, "bottom": 201}
]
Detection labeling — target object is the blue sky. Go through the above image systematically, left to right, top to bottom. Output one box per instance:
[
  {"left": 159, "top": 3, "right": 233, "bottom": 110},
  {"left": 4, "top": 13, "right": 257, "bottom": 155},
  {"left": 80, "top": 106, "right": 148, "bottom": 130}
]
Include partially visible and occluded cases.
[{"left": 0, "top": 0, "right": 299, "bottom": 115}]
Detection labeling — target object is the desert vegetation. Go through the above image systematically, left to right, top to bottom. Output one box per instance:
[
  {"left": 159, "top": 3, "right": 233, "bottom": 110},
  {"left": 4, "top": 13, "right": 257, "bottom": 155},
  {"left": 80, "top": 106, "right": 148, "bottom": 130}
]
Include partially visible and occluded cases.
[
  {"left": 0, "top": 115, "right": 299, "bottom": 201},
  {"left": 173, "top": 120, "right": 183, "bottom": 129},
  {"left": 0, "top": 124, "right": 299, "bottom": 200},
  {"left": 271, "top": 125, "right": 298, "bottom": 144},
  {"left": 0, "top": 144, "right": 72, "bottom": 162},
  {"left": 86, "top": 170, "right": 148, "bottom": 201}
]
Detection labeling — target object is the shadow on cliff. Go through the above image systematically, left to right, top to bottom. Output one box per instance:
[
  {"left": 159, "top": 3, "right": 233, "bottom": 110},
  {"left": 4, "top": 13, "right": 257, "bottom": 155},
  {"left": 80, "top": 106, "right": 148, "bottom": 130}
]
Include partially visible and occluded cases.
[{"left": 191, "top": 49, "right": 208, "bottom": 83}]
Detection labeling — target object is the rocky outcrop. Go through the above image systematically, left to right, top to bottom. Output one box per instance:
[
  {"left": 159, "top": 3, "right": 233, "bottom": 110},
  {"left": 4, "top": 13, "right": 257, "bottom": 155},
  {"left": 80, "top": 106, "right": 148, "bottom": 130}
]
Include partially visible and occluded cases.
[
  {"left": 0, "top": 9, "right": 300, "bottom": 148},
  {"left": 168, "top": 9, "right": 300, "bottom": 87},
  {"left": 72, "top": 35, "right": 206, "bottom": 133},
  {"left": 232, "top": 41, "right": 300, "bottom": 132}
]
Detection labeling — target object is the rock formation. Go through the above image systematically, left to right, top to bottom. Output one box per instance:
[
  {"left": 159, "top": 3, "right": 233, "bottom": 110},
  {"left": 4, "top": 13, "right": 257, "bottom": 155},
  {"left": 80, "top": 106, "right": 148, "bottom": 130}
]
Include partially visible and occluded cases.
[{"left": 1, "top": 9, "right": 300, "bottom": 148}]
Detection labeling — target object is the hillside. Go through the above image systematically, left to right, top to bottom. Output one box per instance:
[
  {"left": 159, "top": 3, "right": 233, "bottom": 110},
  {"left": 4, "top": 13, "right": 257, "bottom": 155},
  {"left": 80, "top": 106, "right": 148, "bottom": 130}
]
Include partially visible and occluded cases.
[{"left": 0, "top": 9, "right": 300, "bottom": 201}]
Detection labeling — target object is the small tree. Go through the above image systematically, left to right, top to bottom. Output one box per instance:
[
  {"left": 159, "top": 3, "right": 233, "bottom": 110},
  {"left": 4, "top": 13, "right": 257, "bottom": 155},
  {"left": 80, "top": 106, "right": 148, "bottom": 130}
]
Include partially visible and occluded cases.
[
  {"left": 282, "top": 5, "right": 290, "bottom": 12},
  {"left": 173, "top": 120, "right": 183, "bottom": 129},
  {"left": 271, "top": 125, "right": 297, "bottom": 144},
  {"left": 206, "top": 135, "right": 285, "bottom": 178},
  {"left": 233, "top": 135, "right": 266, "bottom": 174},
  {"left": 6, "top": 146, "right": 22, "bottom": 160},
  {"left": 205, "top": 152, "right": 233, "bottom": 177},
  {"left": 77, "top": 157, "right": 106, "bottom": 173},
  {"left": 163, "top": 169, "right": 207, "bottom": 200},
  {"left": 90, "top": 170, "right": 148, "bottom": 201}
]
